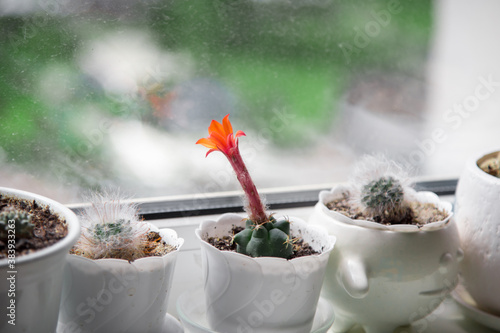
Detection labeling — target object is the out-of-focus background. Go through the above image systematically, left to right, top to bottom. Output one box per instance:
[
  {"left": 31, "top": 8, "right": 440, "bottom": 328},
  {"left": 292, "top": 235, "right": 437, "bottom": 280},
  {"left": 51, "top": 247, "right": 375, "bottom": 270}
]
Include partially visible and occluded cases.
[{"left": 0, "top": 0, "right": 498, "bottom": 203}]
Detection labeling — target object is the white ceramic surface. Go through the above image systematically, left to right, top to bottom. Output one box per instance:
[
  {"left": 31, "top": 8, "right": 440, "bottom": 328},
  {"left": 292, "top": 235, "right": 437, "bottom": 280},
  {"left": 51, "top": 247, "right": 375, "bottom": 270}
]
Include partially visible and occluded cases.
[
  {"left": 455, "top": 150, "right": 500, "bottom": 316},
  {"left": 309, "top": 186, "right": 462, "bottom": 333},
  {"left": 0, "top": 187, "right": 81, "bottom": 333},
  {"left": 196, "top": 213, "right": 335, "bottom": 333},
  {"left": 58, "top": 228, "right": 184, "bottom": 333},
  {"left": 452, "top": 283, "right": 500, "bottom": 332},
  {"left": 176, "top": 287, "right": 335, "bottom": 333},
  {"left": 57, "top": 312, "right": 184, "bottom": 333},
  {"left": 164, "top": 313, "right": 185, "bottom": 333}
]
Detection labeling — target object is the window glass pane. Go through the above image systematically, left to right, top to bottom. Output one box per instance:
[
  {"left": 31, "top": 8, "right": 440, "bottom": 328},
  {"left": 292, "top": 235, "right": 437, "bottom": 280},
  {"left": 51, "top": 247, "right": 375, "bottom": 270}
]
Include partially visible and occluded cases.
[{"left": 1, "top": 0, "right": 474, "bottom": 203}]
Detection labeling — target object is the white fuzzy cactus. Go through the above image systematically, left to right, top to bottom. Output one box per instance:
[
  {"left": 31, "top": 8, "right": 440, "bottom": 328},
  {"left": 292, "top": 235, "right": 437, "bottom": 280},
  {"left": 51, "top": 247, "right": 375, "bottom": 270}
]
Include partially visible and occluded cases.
[{"left": 72, "top": 190, "right": 151, "bottom": 261}]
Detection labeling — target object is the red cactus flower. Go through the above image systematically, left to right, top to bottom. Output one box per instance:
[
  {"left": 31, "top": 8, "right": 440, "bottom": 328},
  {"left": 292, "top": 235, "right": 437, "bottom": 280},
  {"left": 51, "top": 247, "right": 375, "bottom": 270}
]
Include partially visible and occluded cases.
[
  {"left": 196, "top": 114, "right": 246, "bottom": 157},
  {"left": 197, "top": 114, "right": 267, "bottom": 223}
]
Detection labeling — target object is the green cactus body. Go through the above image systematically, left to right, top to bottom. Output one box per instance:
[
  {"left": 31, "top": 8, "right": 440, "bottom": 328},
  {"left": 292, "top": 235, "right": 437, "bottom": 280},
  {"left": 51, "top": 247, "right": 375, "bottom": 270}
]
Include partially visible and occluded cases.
[
  {"left": 361, "top": 176, "right": 412, "bottom": 224},
  {"left": 362, "top": 176, "right": 404, "bottom": 211},
  {"left": 0, "top": 208, "right": 34, "bottom": 241},
  {"left": 233, "top": 216, "right": 293, "bottom": 259},
  {"left": 87, "top": 218, "right": 143, "bottom": 259},
  {"left": 92, "top": 219, "right": 133, "bottom": 241}
]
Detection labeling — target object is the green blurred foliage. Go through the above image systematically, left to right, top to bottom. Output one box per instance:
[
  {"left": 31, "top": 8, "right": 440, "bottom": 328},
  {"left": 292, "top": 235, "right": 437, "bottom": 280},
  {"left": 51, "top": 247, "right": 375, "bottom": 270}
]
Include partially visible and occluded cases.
[{"left": 0, "top": 0, "right": 432, "bottom": 186}]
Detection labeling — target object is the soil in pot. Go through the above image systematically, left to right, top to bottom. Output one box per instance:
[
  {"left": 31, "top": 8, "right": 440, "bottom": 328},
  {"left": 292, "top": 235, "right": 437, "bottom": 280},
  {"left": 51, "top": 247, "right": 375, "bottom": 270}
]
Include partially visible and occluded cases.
[
  {"left": 478, "top": 151, "right": 500, "bottom": 177},
  {"left": 326, "top": 192, "right": 449, "bottom": 226},
  {"left": 0, "top": 195, "right": 68, "bottom": 259},
  {"left": 207, "top": 225, "right": 319, "bottom": 259},
  {"left": 70, "top": 230, "right": 176, "bottom": 262}
]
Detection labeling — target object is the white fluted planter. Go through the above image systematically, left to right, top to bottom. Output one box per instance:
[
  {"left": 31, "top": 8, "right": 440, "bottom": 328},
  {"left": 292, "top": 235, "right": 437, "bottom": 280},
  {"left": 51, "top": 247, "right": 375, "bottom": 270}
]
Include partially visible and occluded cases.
[
  {"left": 455, "top": 150, "right": 500, "bottom": 316},
  {"left": 309, "top": 186, "right": 462, "bottom": 333},
  {"left": 0, "top": 187, "right": 80, "bottom": 333},
  {"left": 196, "top": 213, "right": 335, "bottom": 333},
  {"left": 58, "top": 228, "right": 183, "bottom": 333}
]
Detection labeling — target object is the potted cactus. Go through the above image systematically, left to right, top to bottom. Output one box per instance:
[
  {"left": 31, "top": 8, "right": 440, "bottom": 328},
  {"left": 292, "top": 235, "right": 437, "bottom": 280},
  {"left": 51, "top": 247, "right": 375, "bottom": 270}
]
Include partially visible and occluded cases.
[
  {"left": 193, "top": 115, "right": 336, "bottom": 333},
  {"left": 454, "top": 150, "right": 500, "bottom": 317},
  {"left": 308, "top": 156, "right": 463, "bottom": 333},
  {"left": 0, "top": 187, "right": 80, "bottom": 333},
  {"left": 58, "top": 190, "right": 184, "bottom": 333}
]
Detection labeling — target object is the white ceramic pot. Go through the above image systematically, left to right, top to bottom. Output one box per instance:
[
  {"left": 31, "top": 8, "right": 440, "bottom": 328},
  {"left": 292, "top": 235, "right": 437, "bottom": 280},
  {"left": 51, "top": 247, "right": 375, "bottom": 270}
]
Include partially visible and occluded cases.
[
  {"left": 455, "top": 150, "right": 500, "bottom": 316},
  {"left": 308, "top": 186, "right": 462, "bottom": 333},
  {"left": 0, "top": 187, "right": 81, "bottom": 333},
  {"left": 196, "top": 213, "right": 335, "bottom": 333},
  {"left": 58, "top": 228, "right": 184, "bottom": 333}
]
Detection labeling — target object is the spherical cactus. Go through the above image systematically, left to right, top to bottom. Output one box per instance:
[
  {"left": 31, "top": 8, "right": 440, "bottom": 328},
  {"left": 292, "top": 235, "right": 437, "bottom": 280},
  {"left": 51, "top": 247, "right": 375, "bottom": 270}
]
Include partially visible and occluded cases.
[
  {"left": 351, "top": 155, "right": 414, "bottom": 224},
  {"left": 361, "top": 176, "right": 404, "bottom": 215},
  {"left": 0, "top": 207, "right": 34, "bottom": 242},
  {"left": 233, "top": 216, "right": 294, "bottom": 259}
]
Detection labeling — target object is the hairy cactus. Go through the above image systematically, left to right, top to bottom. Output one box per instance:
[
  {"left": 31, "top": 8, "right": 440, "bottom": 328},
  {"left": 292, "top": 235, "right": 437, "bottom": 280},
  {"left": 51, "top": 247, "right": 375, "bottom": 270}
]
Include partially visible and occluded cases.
[
  {"left": 351, "top": 155, "right": 414, "bottom": 224},
  {"left": 361, "top": 176, "right": 404, "bottom": 216},
  {"left": 73, "top": 191, "right": 151, "bottom": 261},
  {"left": 0, "top": 208, "right": 34, "bottom": 241},
  {"left": 233, "top": 216, "right": 293, "bottom": 259},
  {"left": 92, "top": 219, "right": 133, "bottom": 242}
]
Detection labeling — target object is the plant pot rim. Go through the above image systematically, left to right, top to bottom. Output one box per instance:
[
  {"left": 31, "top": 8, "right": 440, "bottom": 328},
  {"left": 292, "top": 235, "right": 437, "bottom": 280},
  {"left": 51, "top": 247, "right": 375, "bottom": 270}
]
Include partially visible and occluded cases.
[
  {"left": 471, "top": 149, "right": 500, "bottom": 183},
  {"left": 317, "top": 185, "right": 453, "bottom": 233},
  {"left": 0, "top": 186, "right": 80, "bottom": 266},
  {"left": 195, "top": 213, "right": 335, "bottom": 263},
  {"left": 68, "top": 227, "right": 184, "bottom": 264}
]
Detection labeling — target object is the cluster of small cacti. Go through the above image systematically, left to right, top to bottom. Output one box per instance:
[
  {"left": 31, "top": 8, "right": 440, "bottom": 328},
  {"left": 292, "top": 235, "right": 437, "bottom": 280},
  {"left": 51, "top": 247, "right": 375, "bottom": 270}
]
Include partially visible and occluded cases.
[
  {"left": 72, "top": 191, "right": 151, "bottom": 261},
  {"left": 0, "top": 207, "right": 34, "bottom": 242},
  {"left": 233, "top": 216, "right": 293, "bottom": 259}
]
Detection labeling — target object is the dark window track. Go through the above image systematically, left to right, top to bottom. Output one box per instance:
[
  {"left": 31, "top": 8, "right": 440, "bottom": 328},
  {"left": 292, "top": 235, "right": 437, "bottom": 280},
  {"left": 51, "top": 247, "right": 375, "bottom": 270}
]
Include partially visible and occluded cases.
[{"left": 69, "top": 179, "right": 458, "bottom": 220}]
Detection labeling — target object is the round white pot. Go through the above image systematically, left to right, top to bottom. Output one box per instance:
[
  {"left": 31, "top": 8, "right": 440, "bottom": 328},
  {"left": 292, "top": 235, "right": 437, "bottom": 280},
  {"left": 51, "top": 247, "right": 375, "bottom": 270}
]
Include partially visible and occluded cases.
[
  {"left": 455, "top": 150, "right": 500, "bottom": 316},
  {"left": 308, "top": 186, "right": 462, "bottom": 333},
  {"left": 0, "top": 187, "right": 80, "bottom": 333},
  {"left": 196, "top": 213, "right": 335, "bottom": 333},
  {"left": 58, "top": 228, "right": 184, "bottom": 333}
]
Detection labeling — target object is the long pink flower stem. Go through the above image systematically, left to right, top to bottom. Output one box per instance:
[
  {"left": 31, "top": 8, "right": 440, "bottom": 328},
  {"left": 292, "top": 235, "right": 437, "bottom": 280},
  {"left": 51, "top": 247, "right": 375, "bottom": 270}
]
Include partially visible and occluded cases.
[{"left": 227, "top": 149, "right": 267, "bottom": 224}]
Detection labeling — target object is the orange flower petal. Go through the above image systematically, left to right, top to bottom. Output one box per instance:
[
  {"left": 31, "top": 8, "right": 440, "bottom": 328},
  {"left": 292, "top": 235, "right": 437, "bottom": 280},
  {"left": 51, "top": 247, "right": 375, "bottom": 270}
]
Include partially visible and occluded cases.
[
  {"left": 197, "top": 114, "right": 243, "bottom": 157},
  {"left": 222, "top": 114, "right": 233, "bottom": 135},
  {"left": 208, "top": 119, "right": 224, "bottom": 136},
  {"left": 212, "top": 128, "right": 228, "bottom": 142},
  {"left": 196, "top": 138, "right": 217, "bottom": 149},
  {"left": 205, "top": 148, "right": 217, "bottom": 157}
]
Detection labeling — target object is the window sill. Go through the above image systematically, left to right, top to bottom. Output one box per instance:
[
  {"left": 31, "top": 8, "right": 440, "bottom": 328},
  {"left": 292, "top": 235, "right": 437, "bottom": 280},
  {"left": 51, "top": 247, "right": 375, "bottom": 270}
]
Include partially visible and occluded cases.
[{"left": 66, "top": 179, "right": 494, "bottom": 333}]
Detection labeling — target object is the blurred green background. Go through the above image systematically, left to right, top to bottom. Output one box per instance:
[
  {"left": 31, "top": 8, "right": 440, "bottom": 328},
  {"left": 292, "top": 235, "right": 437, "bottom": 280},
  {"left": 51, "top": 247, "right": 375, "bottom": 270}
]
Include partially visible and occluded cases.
[{"left": 0, "top": 0, "right": 433, "bottom": 199}]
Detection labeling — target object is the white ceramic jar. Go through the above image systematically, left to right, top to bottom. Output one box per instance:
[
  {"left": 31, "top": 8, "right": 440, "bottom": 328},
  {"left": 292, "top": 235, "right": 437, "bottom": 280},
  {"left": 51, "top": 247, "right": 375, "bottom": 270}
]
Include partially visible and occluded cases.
[
  {"left": 455, "top": 150, "right": 500, "bottom": 316},
  {"left": 309, "top": 186, "right": 462, "bottom": 333},
  {"left": 0, "top": 187, "right": 81, "bottom": 333},
  {"left": 196, "top": 213, "right": 335, "bottom": 333},
  {"left": 58, "top": 228, "right": 184, "bottom": 333}
]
